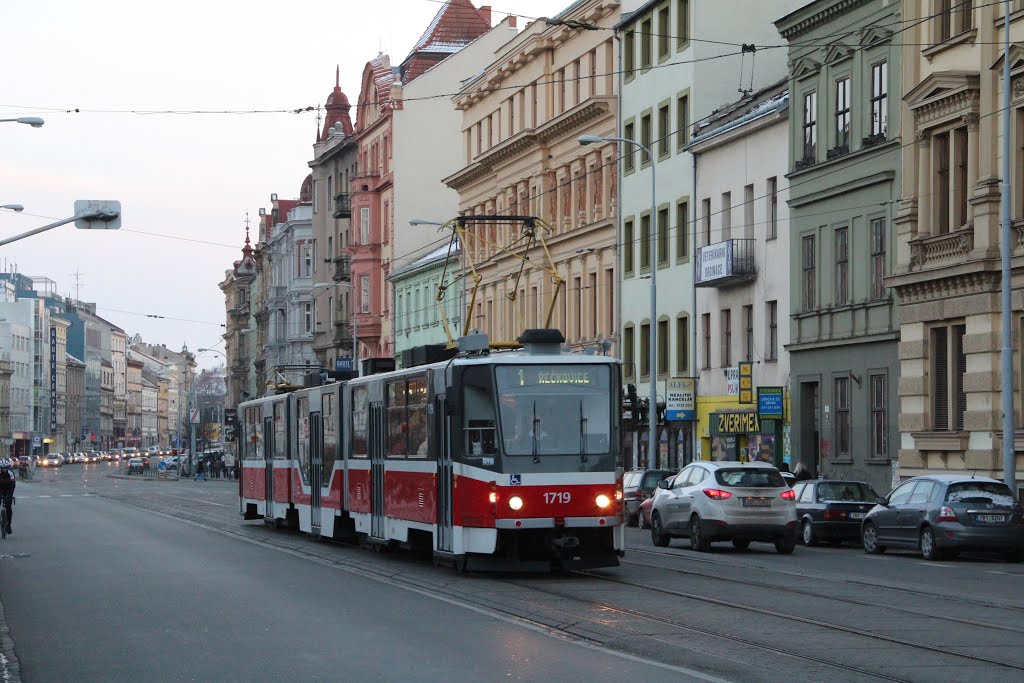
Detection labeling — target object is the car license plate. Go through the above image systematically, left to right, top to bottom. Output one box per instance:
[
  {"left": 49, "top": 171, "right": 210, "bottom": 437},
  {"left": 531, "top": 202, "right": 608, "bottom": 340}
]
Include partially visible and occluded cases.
[
  {"left": 742, "top": 497, "right": 771, "bottom": 508},
  {"left": 849, "top": 512, "right": 865, "bottom": 520},
  {"left": 977, "top": 514, "right": 1006, "bottom": 523}
]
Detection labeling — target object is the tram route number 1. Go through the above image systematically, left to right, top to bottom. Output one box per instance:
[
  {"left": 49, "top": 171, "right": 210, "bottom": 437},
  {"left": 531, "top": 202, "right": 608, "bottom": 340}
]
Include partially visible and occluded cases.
[{"left": 544, "top": 491, "right": 572, "bottom": 504}]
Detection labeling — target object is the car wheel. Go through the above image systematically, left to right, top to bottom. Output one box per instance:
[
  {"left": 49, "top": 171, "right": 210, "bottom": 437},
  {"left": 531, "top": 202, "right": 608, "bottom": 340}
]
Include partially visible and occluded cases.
[
  {"left": 651, "top": 512, "right": 670, "bottom": 548},
  {"left": 690, "top": 515, "right": 710, "bottom": 553},
  {"left": 801, "top": 520, "right": 817, "bottom": 547},
  {"left": 862, "top": 523, "right": 886, "bottom": 555},
  {"left": 919, "top": 527, "right": 944, "bottom": 561},
  {"left": 775, "top": 536, "right": 796, "bottom": 555},
  {"left": 731, "top": 539, "right": 750, "bottom": 551}
]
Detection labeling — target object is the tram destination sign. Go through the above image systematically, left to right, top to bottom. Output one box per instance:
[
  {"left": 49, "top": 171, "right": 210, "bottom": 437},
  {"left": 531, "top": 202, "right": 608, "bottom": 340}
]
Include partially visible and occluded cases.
[{"left": 511, "top": 366, "right": 605, "bottom": 387}]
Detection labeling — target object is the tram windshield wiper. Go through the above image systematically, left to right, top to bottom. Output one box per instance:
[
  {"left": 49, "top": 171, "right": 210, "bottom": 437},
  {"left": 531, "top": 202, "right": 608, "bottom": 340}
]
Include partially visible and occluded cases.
[
  {"left": 532, "top": 400, "right": 540, "bottom": 463},
  {"left": 579, "top": 400, "right": 588, "bottom": 463}
]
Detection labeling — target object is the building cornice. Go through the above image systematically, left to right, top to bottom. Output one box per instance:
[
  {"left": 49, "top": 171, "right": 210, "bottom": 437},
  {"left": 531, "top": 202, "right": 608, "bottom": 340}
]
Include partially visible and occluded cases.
[
  {"left": 776, "top": 0, "right": 874, "bottom": 40},
  {"left": 891, "top": 266, "right": 1000, "bottom": 305}
]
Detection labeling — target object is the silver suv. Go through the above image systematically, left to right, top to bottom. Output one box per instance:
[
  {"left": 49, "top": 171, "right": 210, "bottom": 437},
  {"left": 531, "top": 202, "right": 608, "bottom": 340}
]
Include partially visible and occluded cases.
[{"left": 649, "top": 461, "right": 798, "bottom": 553}]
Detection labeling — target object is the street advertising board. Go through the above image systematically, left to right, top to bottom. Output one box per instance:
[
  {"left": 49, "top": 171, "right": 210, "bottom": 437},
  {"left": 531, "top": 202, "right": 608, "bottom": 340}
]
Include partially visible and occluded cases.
[
  {"left": 695, "top": 240, "right": 733, "bottom": 285},
  {"left": 49, "top": 327, "right": 57, "bottom": 433},
  {"left": 335, "top": 357, "right": 353, "bottom": 373},
  {"left": 738, "top": 362, "right": 753, "bottom": 404},
  {"left": 726, "top": 367, "right": 739, "bottom": 395},
  {"left": 665, "top": 377, "right": 695, "bottom": 422},
  {"left": 757, "top": 386, "right": 785, "bottom": 420}
]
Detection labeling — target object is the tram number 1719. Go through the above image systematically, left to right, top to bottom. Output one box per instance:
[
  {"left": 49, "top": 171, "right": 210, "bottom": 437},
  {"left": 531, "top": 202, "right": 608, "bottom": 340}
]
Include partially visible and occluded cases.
[{"left": 544, "top": 491, "right": 572, "bottom": 504}]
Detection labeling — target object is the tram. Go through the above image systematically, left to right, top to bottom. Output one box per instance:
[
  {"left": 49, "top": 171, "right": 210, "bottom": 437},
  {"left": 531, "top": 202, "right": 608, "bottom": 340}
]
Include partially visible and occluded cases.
[{"left": 239, "top": 329, "right": 625, "bottom": 571}]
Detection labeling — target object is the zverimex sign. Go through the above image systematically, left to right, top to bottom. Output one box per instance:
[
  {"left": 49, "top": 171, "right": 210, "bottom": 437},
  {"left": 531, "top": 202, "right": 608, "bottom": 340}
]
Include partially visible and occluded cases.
[
  {"left": 696, "top": 240, "right": 733, "bottom": 284},
  {"left": 758, "top": 386, "right": 785, "bottom": 420},
  {"left": 712, "top": 411, "right": 760, "bottom": 435}
]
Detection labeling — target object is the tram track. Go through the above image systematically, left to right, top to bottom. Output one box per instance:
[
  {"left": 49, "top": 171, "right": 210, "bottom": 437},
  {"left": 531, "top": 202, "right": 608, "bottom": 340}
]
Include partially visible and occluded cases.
[{"left": 622, "top": 549, "right": 1024, "bottom": 636}]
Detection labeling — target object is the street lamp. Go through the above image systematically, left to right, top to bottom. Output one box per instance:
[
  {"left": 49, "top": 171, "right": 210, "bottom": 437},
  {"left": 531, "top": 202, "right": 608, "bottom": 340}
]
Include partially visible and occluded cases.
[
  {"left": 0, "top": 117, "right": 44, "bottom": 128},
  {"left": 580, "top": 134, "right": 658, "bottom": 469},
  {"left": 0, "top": 200, "right": 121, "bottom": 248},
  {"left": 0, "top": 205, "right": 23, "bottom": 212},
  {"left": 410, "top": 218, "right": 464, "bottom": 334},
  {"left": 312, "top": 282, "right": 358, "bottom": 376},
  {"left": 197, "top": 347, "right": 226, "bottom": 360}
]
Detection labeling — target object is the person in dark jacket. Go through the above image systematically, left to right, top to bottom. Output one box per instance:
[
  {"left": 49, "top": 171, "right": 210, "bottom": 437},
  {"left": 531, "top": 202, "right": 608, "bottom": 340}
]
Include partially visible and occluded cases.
[
  {"left": 0, "top": 459, "right": 15, "bottom": 533},
  {"left": 194, "top": 459, "right": 206, "bottom": 481}
]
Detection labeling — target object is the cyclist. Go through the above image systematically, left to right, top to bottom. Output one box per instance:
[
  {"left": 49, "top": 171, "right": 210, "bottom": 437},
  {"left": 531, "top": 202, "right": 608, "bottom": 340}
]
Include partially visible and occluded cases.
[{"left": 0, "top": 459, "right": 15, "bottom": 534}]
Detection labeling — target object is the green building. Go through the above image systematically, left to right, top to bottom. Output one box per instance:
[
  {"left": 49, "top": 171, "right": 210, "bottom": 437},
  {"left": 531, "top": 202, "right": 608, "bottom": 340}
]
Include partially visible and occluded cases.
[{"left": 390, "top": 244, "right": 462, "bottom": 367}]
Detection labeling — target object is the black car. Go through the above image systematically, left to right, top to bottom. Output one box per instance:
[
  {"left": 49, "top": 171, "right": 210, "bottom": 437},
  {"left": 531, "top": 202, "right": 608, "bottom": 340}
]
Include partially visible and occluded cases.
[
  {"left": 622, "top": 468, "right": 676, "bottom": 526},
  {"left": 861, "top": 475, "right": 1024, "bottom": 562},
  {"left": 793, "top": 480, "right": 878, "bottom": 546}
]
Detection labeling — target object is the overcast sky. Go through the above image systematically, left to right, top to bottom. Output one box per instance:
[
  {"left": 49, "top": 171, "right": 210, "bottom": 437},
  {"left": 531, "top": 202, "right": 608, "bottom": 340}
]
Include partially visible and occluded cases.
[{"left": 0, "top": 0, "right": 558, "bottom": 369}]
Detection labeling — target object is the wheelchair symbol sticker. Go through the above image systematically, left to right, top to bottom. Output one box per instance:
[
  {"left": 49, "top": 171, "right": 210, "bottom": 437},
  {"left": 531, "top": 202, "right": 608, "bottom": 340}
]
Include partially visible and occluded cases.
[{"left": 510, "top": 474, "right": 522, "bottom": 486}]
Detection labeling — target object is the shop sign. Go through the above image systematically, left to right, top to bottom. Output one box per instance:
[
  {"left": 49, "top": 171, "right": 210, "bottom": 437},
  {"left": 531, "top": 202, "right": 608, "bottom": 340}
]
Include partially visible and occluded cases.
[
  {"left": 49, "top": 327, "right": 57, "bottom": 433},
  {"left": 738, "top": 362, "right": 753, "bottom": 404},
  {"left": 726, "top": 367, "right": 739, "bottom": 395},
  {"left": 665, "top": 377, "right": 695, "bottom": 421},
  {"left": 757, "top": 386, "right": 785, "bottom": 419},
  {"left": 712, "top": 411, "right": 760, "bottom": 435}
]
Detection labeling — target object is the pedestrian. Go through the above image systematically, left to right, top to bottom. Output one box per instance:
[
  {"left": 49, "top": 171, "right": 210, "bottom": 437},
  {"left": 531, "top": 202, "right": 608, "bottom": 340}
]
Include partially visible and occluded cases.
[
  {"left": 194, "top": 459, "right": 206, "bottom": 481},
  {"left": 793, "top": 463, "right": 812, "bottom": 481}
]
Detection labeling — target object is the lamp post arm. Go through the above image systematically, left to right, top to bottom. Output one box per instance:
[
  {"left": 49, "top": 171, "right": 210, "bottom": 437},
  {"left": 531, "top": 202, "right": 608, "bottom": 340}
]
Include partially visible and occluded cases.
[{"left": 0, "top": 210, "right": 103, "bottom": 248}]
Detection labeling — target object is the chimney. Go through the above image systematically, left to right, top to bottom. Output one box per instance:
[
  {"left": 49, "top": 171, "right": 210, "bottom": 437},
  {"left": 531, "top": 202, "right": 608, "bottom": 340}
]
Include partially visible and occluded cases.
[{"left": 478, "top": 5, "right": 491, "bottom": 26}]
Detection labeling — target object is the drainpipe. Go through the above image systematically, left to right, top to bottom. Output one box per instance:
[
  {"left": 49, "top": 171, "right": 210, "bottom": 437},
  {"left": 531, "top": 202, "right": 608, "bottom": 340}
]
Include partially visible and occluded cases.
[{"left": 692, "top": 150, "right": 699, "bottom": 463}]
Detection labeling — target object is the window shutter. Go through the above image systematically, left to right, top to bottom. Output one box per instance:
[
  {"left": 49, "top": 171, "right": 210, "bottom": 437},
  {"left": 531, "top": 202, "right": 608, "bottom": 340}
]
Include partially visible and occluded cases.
[
  {"left": 954, "top": 324, "right": 967, "bottom": 431},
  {"left": 933, "top": 327, "right": 949, "bottom": 430}
]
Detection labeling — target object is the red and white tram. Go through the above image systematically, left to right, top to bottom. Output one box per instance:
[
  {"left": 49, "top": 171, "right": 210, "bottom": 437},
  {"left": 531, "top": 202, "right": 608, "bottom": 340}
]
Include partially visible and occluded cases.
[{"left": 239, "top": 329, "right": 625, "bottom": 571}]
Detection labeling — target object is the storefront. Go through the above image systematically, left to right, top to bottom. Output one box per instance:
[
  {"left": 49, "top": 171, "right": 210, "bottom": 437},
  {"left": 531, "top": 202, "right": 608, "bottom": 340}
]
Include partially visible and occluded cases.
[{"left": 705, "top": 410, "right": 786, "bottom": 467}]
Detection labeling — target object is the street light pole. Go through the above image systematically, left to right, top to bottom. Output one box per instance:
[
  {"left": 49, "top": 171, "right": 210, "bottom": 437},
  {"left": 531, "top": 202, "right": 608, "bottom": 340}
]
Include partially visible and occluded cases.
[
  {"left": 0, "top": 117, "right": 44, "bottom": 128},
  {"left": 580, "top": 135, "right": 658, "bottom": 469}
]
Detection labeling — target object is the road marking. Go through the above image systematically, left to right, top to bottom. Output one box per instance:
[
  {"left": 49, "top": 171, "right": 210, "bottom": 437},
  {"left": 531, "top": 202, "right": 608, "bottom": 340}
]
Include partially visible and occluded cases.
[
  {"left": 59, "top": 494, "right": 74, "bottom": 497},
  {"left": 36, "top": 495, "right": 51, "bottom": 498},
  {"left": 916, "top": 562, "right": 955, "bottom": 568},
  {"left": 986, "top": 570, "right": 1024, "bottom": 577}
]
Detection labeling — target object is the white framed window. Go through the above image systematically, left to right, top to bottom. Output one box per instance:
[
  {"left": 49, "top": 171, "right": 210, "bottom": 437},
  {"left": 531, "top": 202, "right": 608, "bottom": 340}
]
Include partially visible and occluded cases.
[
  {"left": 871, "top": 61, "right": 888, "bottom": 137},
  {"left": 360, "top": 207, "right": 370, "bottom": 245},
  {"left": 360, "top": 276, "right": 370, "bottom": 314}
]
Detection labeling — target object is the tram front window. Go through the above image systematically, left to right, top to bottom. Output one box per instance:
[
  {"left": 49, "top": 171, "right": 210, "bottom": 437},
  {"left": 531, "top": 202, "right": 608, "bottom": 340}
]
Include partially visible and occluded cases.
[{"left": 495, "top": 365, "right": 611, "bottom": 456}]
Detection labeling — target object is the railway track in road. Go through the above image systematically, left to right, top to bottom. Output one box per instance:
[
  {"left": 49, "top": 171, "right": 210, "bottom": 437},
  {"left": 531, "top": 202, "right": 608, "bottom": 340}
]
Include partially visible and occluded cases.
[{"left": 624, "top": 548, "right": 1024, "bottom": 636}]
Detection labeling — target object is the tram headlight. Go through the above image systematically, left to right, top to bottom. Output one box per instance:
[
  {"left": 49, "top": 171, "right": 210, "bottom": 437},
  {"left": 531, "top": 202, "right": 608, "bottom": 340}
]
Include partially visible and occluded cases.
[
  {"left": 488, "top": 492, "right": 497, "bottom": 504},
  {"left": 595, "top": 494, "right": 611, "bottom": 509},
  {"left": 508, "top": 496, "right": 524, "bottom": 511}
]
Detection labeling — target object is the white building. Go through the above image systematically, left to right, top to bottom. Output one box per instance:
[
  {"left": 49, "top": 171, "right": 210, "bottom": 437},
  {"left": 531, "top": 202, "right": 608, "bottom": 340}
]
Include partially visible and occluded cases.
[
  {"left": 616, "top": 0, "right": 801, "bottom": 468},
  {"left": 688, "top": 81, "right": 791, "bottom": 464},
  {"left": 265, "top": 202, "right": 318, "bottom": 385},
  {"left": 0, "top": 320, "right": 33, "bottom": 437}
]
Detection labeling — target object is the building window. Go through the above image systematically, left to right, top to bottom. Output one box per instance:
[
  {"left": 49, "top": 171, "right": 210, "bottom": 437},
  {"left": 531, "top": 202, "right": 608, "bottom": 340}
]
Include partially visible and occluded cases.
[
  {"left": 676, "top": 0, "right": 689, "bottom": 47},
  {"left": 938, "top": 0, "right": 973, "bottom": 43},
  {"left": 658, "top": 5, "right": 670, "bottom": 59},
  {"left": 641, "top": 17, "right": 653, "bottom": 69},
  {"left": 624, "top": 29, "right": 635, "bottom": 76},
  {"left": 572, "top": 61, "right": 580, "bottom": 106},
  {"left": 871, "top": 61, "right": 888, "bottom": 137},
  {"left": 557, "top": 68, "right": 566, "bottom": 113},
  {"left": 835, "top": 77, "right": 851, "bottom": 151},
  {"left": 803, "top": 91, "right": 817, "bottom": 162},
  {"left": 676, "top": 93, "right": 689, "bottom": 150},
  {"left": 658, "top": 104, "right": 670, "bottom": 157},
  {"left": 641, "top": 113, "right": 652, "bottom": 165},
  {"left": 624, "top": 122, "right": 635, "bottom": 172},
  {"left": 934, "top": 126, "right": 969, "bottom": 235},
  {"left": 767, "top": 177, "right": 778, "bottom": 239},
  {"left": 313, "top": 180, "right": 319, "bottom": 214},
  {"left": 743, "top": 184, "right": 754, "bottom": 238},
  {"left": 721, "top": 192, "right": 731, "bottom": 240},
  {"left": 702, "top": 198, "right": 711, "bottom": 246},
  {"left": 676, "top": 200, "right": 689, "bottom": 260},
  {"left": 359, "top": 207, "right": 370, "bottom": 244},
  {"left": 657, "top": 207, "right": 669, "bottom": 264},
  {"left": 640, "top": 214, "right": 651, "bottom": 270},
  {"left": 624, "top": 218, "right": 635, "bottom": 274},
  {"left": 871, "top": 218, "right": 887, "bottom": 299},
  {"left": 834, "top": 227, "right": 849, "bottom": 306},
  {"left": 802, "top": 235, "right": 816, "bottom": 310},
  {"left": 303, "top": 245, "right": 313, "bottom": 278},
  {"left": 360, "top": 275, "right": 370, "bottom": 314},
  {"left": 766, "top": 301, "right": 778, "bottom": 361},
  {"left": 304, "top": 303, "right": 313, "bottom": 333},
  {"left": 743, "top": 305, "right": 753, "bottom": 363},
  {"left": 721, "top": 309, "right": 731, "bottom": 368},
  {"left": 701, "top": 313, "right": 711, "bottom": 369},
  {"left": 676, "top": 315, "right": 689, "bottom": 374},
  {"left": 657, "top": 319, "right": 669, "bottom": 376},
  {"left": 640, "top": 322, "right": 651, "bottom": 378},
  {"left": 931, "top": 324, "right": 967, "bottom": 431},
  {"left": 624, "top": 325, "right": 635, "bottom": 378},
  {"left": 870, "top": 374, "right": 888, "bottom": 460},
  {"left": 834, "top": 376, "right": 850, "bottom": 458}
]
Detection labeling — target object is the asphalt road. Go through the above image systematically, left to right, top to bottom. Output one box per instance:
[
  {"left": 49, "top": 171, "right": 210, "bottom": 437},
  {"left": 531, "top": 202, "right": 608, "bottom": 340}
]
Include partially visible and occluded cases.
[
  {"left": 4, "top": 462, "right": 1024, "bottom": 682},
  {"left": 0, "top": 464, "right": 693, "bottom": 683}
]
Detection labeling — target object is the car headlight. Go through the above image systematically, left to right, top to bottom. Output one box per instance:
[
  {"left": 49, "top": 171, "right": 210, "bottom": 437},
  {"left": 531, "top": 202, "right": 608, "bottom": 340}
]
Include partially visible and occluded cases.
[
  {"left": 596, "top": 494, "right": 611, "bottom": 509},
  {"left": 508, "top": 496, "right": 524, "bottom": 511}
]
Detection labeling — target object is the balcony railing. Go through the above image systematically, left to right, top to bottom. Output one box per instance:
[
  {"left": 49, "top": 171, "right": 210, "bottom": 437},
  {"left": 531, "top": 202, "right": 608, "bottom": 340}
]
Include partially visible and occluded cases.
[
  {"left": 333, "top": 193, "right": 351, "bottom": 219},
  {"left": 695, "top": 238, "right": 757, "bottom": 288},
  {"left": 332, "top": 257, "right": 351, "bottom": 282},
  {"left": 333, "top": 321, "right": 353, "bottom": 349}
]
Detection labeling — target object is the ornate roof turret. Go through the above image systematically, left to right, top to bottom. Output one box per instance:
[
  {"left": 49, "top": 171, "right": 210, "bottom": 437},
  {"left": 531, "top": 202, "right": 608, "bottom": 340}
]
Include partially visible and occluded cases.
[{"left": 319, "top": 65, "right": 354, "bottom": 141}]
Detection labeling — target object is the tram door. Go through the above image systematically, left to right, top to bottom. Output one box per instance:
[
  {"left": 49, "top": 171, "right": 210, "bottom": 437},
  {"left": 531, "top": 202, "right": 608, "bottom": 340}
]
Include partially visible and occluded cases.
[
  {"left": 435, "top": 394, "right": 453, "bottom": 553},
  {"left": 369, "top": 403, "right": 386, "bottom": 540},
  {"left": 310, "top": 411, "right": 323, "bottom": 532},
  {"left": 263, "top": 415, "right": 275, "bottom": 518}
]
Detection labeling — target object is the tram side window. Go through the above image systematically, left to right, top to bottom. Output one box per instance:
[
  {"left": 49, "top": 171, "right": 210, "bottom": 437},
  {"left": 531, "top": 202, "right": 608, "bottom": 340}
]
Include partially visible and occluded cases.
[
  {"left": 462, "top": 366, "right": 497, "bottom": 456},
  {"left": 387, "top": 376, "right": 429, "bottom": 458},
  {"left": 407, "top": 376, "right": 428, "bottom": 459},
  {"left": 387, "top": 380, "right": 407, "bottom": 457},
  {"left": 352, "top": 387, "right": 368, "bottom": 458},
  {"left": 323, "top": 393, "right": 338, "bottom": 476},
  {"left": 296, "top": 397, "right": 310, "bottom": 484},
  {"left": 274, "top": 402, "right": 287, "bottom": 459},
  {"left": 247, "top": 406, "right": 263, "bottom": 460}
]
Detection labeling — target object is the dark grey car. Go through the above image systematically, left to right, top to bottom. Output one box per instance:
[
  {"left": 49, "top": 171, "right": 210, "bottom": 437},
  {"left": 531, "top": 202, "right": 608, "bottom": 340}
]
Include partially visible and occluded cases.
[{"left": 861, "top": 475, "right": 1024, "bottom": 562}]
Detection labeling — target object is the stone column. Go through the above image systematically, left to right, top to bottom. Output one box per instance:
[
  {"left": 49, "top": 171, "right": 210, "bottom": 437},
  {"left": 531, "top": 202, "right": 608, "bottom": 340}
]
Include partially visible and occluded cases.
[
  {"left": 963, "top": 112, "right": 980, "bottom": 225},
  {"left": 917, "top": 129, "right": 932, "bottom": 239}
]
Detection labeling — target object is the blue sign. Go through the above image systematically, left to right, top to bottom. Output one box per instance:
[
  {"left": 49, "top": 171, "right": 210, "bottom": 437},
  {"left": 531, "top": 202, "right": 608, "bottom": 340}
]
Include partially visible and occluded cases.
[
  {"left": 49, "top": 327, "right": 57, "bottom": 433},
  {"left": 335, "top": 357, "right": 353, "bottom": 373},
  {"left": 757, "top": 387, "right": 785, "bottom": 420},
  {"left": 158, "top": 460, "right": 168, "bottom": 471},
  {"left": 509, "top": 474, "right": 522, "bottom": 486}
]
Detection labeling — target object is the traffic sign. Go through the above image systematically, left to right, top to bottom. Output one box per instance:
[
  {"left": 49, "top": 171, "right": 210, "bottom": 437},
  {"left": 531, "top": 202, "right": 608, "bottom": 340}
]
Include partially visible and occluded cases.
[
  {"left": 189, "top": 408, "right": 200, "bottom": 424},
  {"left": 158, "top": 460, "right": 168, "bottom": 472}
]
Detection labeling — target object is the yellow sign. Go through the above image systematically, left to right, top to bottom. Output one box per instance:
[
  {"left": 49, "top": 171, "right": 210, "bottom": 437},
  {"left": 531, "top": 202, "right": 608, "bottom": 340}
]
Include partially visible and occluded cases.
[
  {"left": 738, "top": 362, "right": 754, "bottom": 404},
  {"left": 715, "top": 412, "right": 760, "bottom": 434}
]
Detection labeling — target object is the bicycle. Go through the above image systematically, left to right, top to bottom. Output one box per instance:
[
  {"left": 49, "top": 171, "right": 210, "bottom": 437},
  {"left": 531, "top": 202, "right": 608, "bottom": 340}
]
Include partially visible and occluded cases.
[{"left": 0, "top": 493, "right": 11, "bottom": 540}]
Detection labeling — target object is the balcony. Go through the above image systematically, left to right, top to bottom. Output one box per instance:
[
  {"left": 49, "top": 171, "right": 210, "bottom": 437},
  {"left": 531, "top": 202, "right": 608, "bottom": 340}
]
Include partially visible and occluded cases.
[
  {"left": 333, "top": 193, "right": 351, "bottom": 219},
  {"left": 695, "top": 238, "right": 756, "bottom": 288},
  {"left": 332, "top": 257, "right": 351, "bottom": 282},
  {"left": 334, "top": 321, "right": 354, "bottom": 350}
]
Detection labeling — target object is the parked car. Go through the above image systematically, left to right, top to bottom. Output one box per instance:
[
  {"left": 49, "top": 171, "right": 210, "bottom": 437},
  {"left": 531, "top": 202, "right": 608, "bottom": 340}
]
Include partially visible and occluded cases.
[
  {"left": 160, "top": 456, "right": 179, "bottom": 471},
  {"left": 649, "top": 461, "right": 798, "bottom": 553},
  {"left": 622, "top": 468, "right": 676, "bottom": 526},
  {"left": 781, "top": 471, "right": 797, "bottom": 488},
  {"left": 862, "top": 475, "right": 1024, "bottom": 562},
  {"left": 793, "top": 480, "right": 879, "bottom": 546},
  {"left": 638, "top": 495, "right": 654, "bottom": 529}
]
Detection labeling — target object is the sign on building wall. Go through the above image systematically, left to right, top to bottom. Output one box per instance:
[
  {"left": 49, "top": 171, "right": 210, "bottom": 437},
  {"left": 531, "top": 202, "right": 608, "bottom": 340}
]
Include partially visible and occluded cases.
[
  {"left": 695, "top": 241, "right": 733, "bottom": 284},
  {"left": 49, "top": 326, "right": 57, "bottom": 433},
  {"left": 738, "top": 362, "right": 753, "bottom": 404},
  {"left": 726, "top": 367, "right": 739, "bottom": 395},
  {"left": 665, "top": 377, "right": 695, "bottom": 421},
  {"left": 757, "top": 386, "right": 785, "bottom": 419}
]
